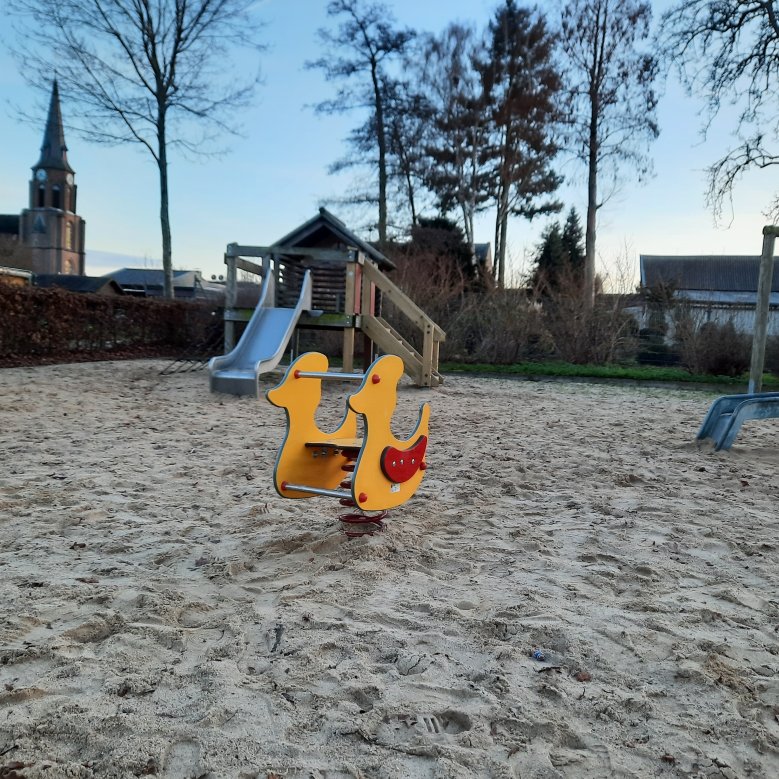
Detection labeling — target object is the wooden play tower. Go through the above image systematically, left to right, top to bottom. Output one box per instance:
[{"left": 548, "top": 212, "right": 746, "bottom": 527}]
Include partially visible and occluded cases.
[{"left": 221, "top": 209, "right": 445, "bottom": 387}]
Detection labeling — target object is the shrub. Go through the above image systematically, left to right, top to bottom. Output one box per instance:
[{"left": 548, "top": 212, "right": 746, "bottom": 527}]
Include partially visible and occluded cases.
[
  {"left": 539, "top": 269, "right": 638, "bottom": 364},
  {"left": 0, "top": 284, "right": 221, "bottom": 366},
  {"left": 442, "top": 289, "right": 552, "bottom": 364},
  {"left": 673, "top": 310, "right": 750, "bottom": 377}
]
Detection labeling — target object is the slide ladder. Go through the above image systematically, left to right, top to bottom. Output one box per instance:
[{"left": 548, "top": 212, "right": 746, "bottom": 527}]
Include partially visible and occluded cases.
[
  {"left": 208, "top": 269, "right": 312, "bottom": 396},
  {"left": 696, "top": 391, "right": 779, "bottom": 450}
]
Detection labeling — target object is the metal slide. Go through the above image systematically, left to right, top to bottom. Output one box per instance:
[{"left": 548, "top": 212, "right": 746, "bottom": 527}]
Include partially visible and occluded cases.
[
  {"left": 208, "top": 269, "right": 313, "bottom": 396},
  {"left": 696, "top": 390, "right": 779, "bottom": 451}
]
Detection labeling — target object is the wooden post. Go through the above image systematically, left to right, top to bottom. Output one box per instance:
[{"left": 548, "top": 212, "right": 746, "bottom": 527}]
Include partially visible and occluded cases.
[
  {"left": 748, "top": 226, "right": 779, "bottom": 393},
  {"left": 224, "top": 251, "right": 237, "bottom": 353},
  {"left": 342, "top": 256, "right": 357, "bottom": 374},
  {"left": 362, "top": 265, "right": 378, "bottom": 370},
  {"left": 421, "top": 321, "right": 434, "bottom": 387}
]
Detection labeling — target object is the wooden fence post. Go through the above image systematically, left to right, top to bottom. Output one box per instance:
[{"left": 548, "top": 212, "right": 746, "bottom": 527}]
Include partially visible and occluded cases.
[{"left": 748, "top": 226, "right": 779, "bottom": 393}]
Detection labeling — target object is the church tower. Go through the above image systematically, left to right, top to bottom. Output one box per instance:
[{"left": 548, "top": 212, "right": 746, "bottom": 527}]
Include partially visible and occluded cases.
[{"left": 20, "top": 80, "right": 86, "bottom": 275}]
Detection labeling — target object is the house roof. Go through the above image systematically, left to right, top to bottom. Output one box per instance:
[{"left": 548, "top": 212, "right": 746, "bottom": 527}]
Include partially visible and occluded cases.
[
  {"left": 272, "top": 207, "right": 394, "bottom": 270},
  {"left": 640, "top": 255, "right": 779, "bottom": 292},
  {"left": 101, "top": 267, "right": 225, "bottom": 300},
  {"left": 104, "top": 268, "right": 201, "bottom": 288},
  {"left": 35, "top": 274, "right": 124, "bottom": 294}
]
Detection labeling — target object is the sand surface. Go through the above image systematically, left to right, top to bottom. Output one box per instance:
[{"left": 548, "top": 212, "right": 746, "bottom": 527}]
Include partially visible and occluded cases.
[{"left": 1, "top": 359, "right": 778, "bottom": 778}]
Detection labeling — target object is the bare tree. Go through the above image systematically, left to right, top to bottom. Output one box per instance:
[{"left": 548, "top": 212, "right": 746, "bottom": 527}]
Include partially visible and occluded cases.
[
  {"left": 9, "top": 0, "right": 264, "bottom": 298},
  {"left": 307, "top": 0, "right": 415, "bottom": 243},
  {"left": 560, "top": 0, "right": 659, "bottom": 306},
  {"left": 662, "top": 1, "right": 779, "bottom": 220}
]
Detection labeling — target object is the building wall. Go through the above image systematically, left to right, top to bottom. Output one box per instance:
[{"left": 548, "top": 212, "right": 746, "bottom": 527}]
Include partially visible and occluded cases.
[{"left": 631, "top": 301, "right": 779, "bottom": 340}]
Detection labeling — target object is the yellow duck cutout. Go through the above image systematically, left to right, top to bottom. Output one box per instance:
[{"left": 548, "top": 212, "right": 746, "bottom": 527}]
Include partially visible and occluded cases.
[{"left": 266, "top": 352, "right": 430, "bottom": 512}]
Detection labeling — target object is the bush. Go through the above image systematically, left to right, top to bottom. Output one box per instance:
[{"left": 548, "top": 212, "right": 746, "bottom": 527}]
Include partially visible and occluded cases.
[
  {"left": 538, "top": 269, "right": 638, "bottom": 364},
  {"left": 0, "top": 284, "right": 221, "bottom": 366},
  {"left": 442, "top": 289, "right": 551, "bottom": 364},
  {"left": 673, "top": 311, "right": 750, "bottom": 377},
  {"left": 636, "top": 328, "right": 680, "bottom": 366},
  {"left": 763, "top": 336, "right": 779, "bottom": 377}
]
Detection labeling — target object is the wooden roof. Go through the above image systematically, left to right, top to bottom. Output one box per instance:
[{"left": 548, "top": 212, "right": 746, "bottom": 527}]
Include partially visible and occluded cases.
[{"left": 273, "top": 208, "right": 394, "bottom": 270}]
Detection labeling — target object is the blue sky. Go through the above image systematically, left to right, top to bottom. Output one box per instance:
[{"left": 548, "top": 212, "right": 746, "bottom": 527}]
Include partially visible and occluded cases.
[{"left": 0, "top": 0, "right": 776, "bottom": 286}]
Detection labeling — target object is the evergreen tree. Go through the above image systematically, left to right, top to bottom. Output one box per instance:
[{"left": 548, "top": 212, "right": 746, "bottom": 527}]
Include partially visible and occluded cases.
[
  {"left": 532, "top": 207, "right": 585, "bottom": 292},
  {"left": 561, "top": 207, "right": 585, "bottom": 277},
  {"left": 410, "top": 217, "right": 475, "bottom": 281}
]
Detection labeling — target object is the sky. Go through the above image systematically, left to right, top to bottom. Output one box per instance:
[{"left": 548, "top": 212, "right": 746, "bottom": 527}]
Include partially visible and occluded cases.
[{"left": 0, "top": 0, "right": 777, "bottom": 288}]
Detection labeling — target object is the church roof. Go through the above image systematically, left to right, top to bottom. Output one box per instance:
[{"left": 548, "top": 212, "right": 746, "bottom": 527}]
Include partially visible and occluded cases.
[
  {"left": 34, "top": 80, "right": 74, "bottom": 174},
  {"left": 272, "top": 208, "right": 394, "bottom": 270}
]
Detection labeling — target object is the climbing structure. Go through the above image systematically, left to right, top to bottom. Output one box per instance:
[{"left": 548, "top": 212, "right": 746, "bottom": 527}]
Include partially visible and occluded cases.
[{"left": 217, "top": 209, "right": 445, "bottom": 393}]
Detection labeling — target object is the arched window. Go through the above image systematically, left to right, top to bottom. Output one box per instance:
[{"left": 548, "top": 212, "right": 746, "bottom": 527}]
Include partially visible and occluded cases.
[
  {"left": 37, "top": 186, "right": 45, "bottom": 207},
  {"left": 52, "top": 186, "right": 61, "bottom": 210},
  {"left": 65, "top": 221, "right": 74, "bottom": 251}
]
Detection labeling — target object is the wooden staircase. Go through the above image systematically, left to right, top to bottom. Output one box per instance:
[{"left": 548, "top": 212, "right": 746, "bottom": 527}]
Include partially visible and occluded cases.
[{"left": 359, "top": 259, "right": 445, "bottom": 388}]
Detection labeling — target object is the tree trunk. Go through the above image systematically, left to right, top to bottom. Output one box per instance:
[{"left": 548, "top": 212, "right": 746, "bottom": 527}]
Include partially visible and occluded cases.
[
  {"left": 371, "top": 60, "right": 387, "bottom": 242},
  {"left": 584, "top": 94, "right": 598, "bottom": 309},
  {"left": 158, "top": 114, "right": 173, "bottom": 299},
  {"left": 404, "top": 165, "right": 417, "bottom": 225},
  {"left": 494, "top": 167, "right": 510, "bottom": 288}
]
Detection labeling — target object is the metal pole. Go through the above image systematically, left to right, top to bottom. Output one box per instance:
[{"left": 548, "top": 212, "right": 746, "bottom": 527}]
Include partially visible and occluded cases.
[
  {"left": 748, "top": 226, "right": 779, "bottom": 393},
  {"left": 293, "top": 371, "right": 365, "bottom": 381},
  {"left": 280, "top": 483, "right": 350, "bottom": 500}
]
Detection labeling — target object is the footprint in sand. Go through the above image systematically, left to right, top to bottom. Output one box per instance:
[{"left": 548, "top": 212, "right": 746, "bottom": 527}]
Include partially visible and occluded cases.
[
  {"left": 376, "top": 710, "right": 472, "bottom": 748},
  {"left": 161, "top": 739, "right": 202, "bottom": 779}
]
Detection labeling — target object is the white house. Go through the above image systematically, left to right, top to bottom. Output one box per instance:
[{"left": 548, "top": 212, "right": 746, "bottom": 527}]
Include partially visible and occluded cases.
[{"left": 639, "top": 255, "right": 779, "bottom": 336}]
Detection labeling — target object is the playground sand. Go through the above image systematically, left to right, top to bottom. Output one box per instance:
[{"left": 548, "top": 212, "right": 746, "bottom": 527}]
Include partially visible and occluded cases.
[{"left": 1, "top": 359, "right": 779, "bottom": 778}]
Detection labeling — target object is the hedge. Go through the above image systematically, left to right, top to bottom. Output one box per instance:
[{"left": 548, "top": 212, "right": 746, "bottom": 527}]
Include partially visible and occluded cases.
[{"left": 0, "top": 284, "right": 222, "bottom": 367}]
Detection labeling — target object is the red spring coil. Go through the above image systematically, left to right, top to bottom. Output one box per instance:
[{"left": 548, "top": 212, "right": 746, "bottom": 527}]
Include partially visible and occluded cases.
[
  {"left": 337, "top": 447, "right": 388, "bottom": 537},
  {"left": 339, "top": 509, "right": 389, "bottom": 538}
]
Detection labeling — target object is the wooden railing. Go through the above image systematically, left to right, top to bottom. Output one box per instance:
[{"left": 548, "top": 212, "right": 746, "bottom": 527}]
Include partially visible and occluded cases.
[{"left": 359, "top": 258, "right": 445, "bottom": 387}]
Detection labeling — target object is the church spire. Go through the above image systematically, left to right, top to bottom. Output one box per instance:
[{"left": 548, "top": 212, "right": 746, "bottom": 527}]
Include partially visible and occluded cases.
[{"left": 34, "top": 79, "right": 74, "bottom": 173}]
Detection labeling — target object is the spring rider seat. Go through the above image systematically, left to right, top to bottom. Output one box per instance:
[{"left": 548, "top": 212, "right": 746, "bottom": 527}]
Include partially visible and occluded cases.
[{"left": 266, "top": 352, "right": 430, "bottom": 535}]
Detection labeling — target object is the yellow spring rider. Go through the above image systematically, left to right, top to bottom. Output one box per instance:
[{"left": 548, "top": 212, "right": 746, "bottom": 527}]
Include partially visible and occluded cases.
[{"left": 266, "top": 352, "right": 430, "bottom": 535}]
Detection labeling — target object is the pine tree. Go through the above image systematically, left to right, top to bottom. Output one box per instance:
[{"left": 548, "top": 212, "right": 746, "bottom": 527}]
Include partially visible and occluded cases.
[
  {"left": 532, "top": 207, "right": 585, "bottom": 292},
  {"left": 561, "top": 208, "right": 585, "bottom": 277}
]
